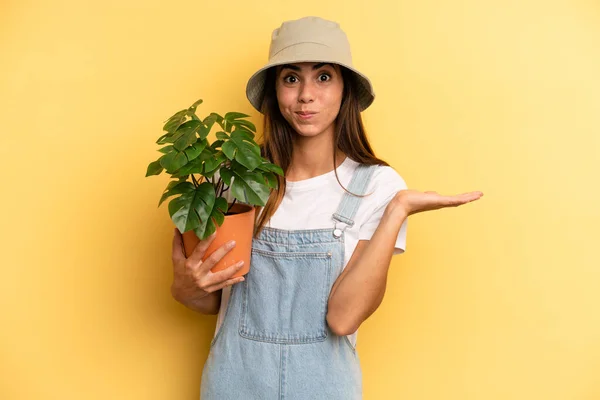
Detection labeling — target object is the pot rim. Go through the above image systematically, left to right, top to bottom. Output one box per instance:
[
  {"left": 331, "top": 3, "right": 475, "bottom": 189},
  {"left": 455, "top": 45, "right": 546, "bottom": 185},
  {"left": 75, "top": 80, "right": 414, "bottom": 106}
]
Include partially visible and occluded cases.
[{"left": 225, "top": 203, "right": 255, "bottom": 219}]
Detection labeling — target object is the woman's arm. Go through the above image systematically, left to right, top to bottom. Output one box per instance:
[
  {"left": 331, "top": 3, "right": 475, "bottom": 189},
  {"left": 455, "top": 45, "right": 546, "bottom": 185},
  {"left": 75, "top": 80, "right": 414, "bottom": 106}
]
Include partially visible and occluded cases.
[
  {"left": 326, "top": 188, "right": 483, "bottom": 335},
  {"left": 326, "top": 200, "right": 407, "bottom": 336},
  {"left": 171, "top": 286, "right": 222, "bottom": 315}
]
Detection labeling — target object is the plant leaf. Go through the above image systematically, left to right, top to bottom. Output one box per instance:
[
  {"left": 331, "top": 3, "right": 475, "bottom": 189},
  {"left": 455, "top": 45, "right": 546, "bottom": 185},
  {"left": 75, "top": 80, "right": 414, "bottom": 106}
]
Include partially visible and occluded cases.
[
  {"left": 187, "top": 99, "right": 203, "bottom": 114},
  {"left": 163, "top": 109, "right": 187, "bottom": 133},
  {"left": 224, "top": 112, "right": 251, "bottom": 121},
  {"left": 202, "top": 113, "right": 216, "bottom": 126},
  {"left": 207, "top": 113, "right": 224, "bottom": 130},
  {"left": 231, "top": 119, "right": 256, "bottom": 133},
  {"left": 168, "top": 120, "right": 201, "bottom": 145},
  {"left": 223, "top": 120, "right": 232, "bottom": 133},
  {"left": 197, "top": 123, "right": 211, "bottom": 140},
  {"left": 174, "top": 129, "right": 198, "bottom": 151},
  {"left": 230, "top": 129, "right": 255, "bottom": 143},
  {"left": 221, "top": 130, "right": 261, "bottom": 170},
  {"left": 216, "top": 131, "right": 229, "bottom": 140},
  {"left": 156, "top": 132, "right": 172, "bottom": 145},
  {"left": 183, "top": 139, "right": 207, "bottom": 161},
  {"left": 210, "top": 140, "right": 224, "bottom": 149},
  {"left": 221, "top": 140, "right": 236, "bottom": 160},
  {"left": 232, "top": 140, "right": 261, "bottom": 170},
  {"left": 158, "top": 145, "right": 174, "bottom": 154},
  {"left": 198, "top": 146, "right": 216, "bottom": 161},
  {"left": 160, "top": 151, "right": 188, "bottom": 173},
  {"left": 204, "top": 152, "right": 226, "bottom": 173},
  {"left": 171, "top": 157, "right": 203, "bottom": 177},
  {"left": 146, "top": 160, "right": 163, "bottom": 177},
  {"left": 257, "top": 162, "right": 284, "bottom": 176},
  {"left": 203, "top": 167, "right": 218, "bottom": 179},
  {"left": 219, "top": 167, "right": 233, "bottom": 186},
  {"left": 230, "top": 168, "right": 270, "bottom": 206},
  {"left": 238, "top": 169, "right": 268, "bottom": 186},
  {"left": 265, "top": 172, "right": 278, "bottom": 189},
  {"left": 158, "top": 181, "right": 195, "bottom": 207},
  {"left": 169, "top": 182, "right": 216, "bottom": 236},
  {"left": 208, "top": 197, "right": 228, "bottom": 230},
  {"left": 215, "top": 197, "right": 228, "bottom": 213},
  {"left": 210, "top": 208, "right": 225, "bottom": 227},
  {"left": 198, "top": 217, "right": 216, "bottom": 238}
]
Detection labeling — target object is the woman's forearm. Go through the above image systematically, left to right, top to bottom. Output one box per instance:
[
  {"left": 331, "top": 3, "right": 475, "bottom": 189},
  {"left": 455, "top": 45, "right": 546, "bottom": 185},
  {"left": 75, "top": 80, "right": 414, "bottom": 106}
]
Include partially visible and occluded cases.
[
  {"left": 326, "top": 204, "right": 407, "bottom": 336},
  {"left": 171, "top": 285, "right": 222, "bottom": 315}
]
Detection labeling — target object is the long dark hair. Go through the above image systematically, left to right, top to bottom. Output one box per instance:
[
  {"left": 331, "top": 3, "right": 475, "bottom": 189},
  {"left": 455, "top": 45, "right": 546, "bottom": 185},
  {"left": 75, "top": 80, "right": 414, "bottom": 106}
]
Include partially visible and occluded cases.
[{"left": 254, "top": 65, "right": 388, "bottom": 237}]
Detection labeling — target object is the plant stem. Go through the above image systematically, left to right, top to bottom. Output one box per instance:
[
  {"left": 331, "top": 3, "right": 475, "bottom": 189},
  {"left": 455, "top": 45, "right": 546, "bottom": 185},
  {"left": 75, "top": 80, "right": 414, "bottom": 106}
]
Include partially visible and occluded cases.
[{"left": 215, "top": 178, "right": 223, "bottom": 197}]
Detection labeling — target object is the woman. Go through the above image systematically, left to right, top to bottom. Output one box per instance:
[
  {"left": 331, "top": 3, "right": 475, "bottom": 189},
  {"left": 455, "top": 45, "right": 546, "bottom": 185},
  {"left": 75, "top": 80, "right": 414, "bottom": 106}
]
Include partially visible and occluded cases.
[{"left": 170, "top": 16, "right": 483, "bottom": 399}]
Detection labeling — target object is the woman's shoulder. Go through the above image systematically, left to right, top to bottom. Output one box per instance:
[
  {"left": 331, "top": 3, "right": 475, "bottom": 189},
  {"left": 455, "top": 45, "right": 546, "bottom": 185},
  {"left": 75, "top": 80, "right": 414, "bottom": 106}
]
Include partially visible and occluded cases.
[
  {"left": 338, "top": 159, "right": 407, "bottom": 210},
  {"left": 349, "top": 160, "right": 408, "bottom": 192},
  {"left": 355, "top": 162, "right": 408, "bottom": 208},
  {"left": 372, "top": 163, "right": 407, "bottom": 188}
]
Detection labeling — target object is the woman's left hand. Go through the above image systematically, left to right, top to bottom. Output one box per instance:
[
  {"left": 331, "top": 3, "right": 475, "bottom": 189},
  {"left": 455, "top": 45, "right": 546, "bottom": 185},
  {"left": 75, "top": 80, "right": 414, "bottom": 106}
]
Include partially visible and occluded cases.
[{"left": 390, "top": 189, "right": 484, "bottom": 217}]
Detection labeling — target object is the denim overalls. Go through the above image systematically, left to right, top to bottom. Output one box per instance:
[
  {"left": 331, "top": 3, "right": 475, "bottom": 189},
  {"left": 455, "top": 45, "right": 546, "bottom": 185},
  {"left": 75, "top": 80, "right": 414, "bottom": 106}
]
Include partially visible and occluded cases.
[{"left": 200, "top": 164, "right": 376, "bottom": 400}]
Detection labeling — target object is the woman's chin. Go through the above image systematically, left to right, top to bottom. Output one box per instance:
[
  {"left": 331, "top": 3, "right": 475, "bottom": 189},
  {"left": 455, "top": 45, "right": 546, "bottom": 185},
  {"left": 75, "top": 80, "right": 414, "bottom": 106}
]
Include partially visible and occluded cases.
[{"left": 292, "top": 125, "right": 323, "bottom": 137}]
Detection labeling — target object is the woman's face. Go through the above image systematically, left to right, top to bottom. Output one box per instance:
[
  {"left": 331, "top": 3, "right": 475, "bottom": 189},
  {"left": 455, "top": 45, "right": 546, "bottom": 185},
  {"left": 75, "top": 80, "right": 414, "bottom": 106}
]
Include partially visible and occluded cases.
[{"left": 275, "top": 62, "right": 344, "bottom": 139}]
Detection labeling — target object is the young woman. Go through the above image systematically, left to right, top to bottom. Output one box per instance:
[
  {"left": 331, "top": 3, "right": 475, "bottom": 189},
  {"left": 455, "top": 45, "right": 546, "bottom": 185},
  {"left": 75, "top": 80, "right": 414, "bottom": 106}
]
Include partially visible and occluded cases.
[{"left": 170, "top": 16, "right": 483, "bottom": 400}]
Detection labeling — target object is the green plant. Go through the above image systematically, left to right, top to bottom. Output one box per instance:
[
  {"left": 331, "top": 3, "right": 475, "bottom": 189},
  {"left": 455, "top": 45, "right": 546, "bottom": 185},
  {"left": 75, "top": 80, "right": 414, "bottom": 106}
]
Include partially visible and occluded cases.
[{"left": 145, "top": 98, "right": 283, "bottom": 240}]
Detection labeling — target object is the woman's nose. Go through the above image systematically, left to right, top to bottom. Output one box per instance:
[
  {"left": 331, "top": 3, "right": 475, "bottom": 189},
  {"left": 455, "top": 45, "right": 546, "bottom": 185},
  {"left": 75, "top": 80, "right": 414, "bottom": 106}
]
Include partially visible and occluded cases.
[{"left": 298, "top": 81, "right": 315, "bottom": 104}]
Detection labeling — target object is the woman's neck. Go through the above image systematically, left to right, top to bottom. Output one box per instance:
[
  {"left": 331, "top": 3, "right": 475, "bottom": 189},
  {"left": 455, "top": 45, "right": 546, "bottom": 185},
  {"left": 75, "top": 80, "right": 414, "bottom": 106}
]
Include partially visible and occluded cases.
[{"left": 286, "top": 134, "right": 346, "bottom": 182}]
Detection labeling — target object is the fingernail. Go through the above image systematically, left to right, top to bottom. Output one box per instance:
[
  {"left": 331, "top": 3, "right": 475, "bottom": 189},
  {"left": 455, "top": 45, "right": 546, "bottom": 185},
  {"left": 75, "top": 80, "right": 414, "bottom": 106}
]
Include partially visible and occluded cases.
[
  {"left": 227, "top": 240, "right": 236, "bottom": 248},
  {"left": 237, "top": 261, "right": 245, "bottom": 268}
]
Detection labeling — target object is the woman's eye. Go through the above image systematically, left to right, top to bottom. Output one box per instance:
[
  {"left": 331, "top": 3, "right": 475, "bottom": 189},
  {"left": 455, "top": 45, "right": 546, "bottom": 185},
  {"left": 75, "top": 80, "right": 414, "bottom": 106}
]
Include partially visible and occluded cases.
[{"left": 283, "top": 74, "right": 331, "bottom": 83}]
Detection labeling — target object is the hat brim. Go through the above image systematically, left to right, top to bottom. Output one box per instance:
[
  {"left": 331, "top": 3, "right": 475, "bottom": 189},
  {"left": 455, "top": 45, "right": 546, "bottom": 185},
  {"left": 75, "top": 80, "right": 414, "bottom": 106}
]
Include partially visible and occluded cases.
[{"left": 246, "top": 53, "right": 375, "bottom": 114}]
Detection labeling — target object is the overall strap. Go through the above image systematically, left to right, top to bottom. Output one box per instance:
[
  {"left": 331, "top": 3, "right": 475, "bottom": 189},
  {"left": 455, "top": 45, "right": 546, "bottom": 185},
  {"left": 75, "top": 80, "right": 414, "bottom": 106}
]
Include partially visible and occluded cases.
[{"left": 331, "top": 164, "right": 377, "bottom": 237}]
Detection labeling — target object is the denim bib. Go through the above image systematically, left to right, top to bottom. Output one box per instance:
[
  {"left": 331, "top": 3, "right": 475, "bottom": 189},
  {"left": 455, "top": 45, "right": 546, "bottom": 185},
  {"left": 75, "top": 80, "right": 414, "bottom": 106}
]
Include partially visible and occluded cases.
[{"left": 200, "top": 164, "right": 376, "bottom": 400}]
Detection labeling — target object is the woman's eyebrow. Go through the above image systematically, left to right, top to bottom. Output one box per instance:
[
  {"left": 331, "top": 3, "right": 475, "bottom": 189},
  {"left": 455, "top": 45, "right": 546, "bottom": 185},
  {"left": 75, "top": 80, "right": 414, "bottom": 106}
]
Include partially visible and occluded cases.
[{"left": 279, "top": 63, "right": 334, "bottom": 72}]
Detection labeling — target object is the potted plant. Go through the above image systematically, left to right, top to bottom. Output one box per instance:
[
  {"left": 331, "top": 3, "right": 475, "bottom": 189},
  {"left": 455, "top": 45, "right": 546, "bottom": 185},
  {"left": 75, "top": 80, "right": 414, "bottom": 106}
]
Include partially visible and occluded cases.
[{"left": 145, "top": 98, "right": 283, "bottom": 277}]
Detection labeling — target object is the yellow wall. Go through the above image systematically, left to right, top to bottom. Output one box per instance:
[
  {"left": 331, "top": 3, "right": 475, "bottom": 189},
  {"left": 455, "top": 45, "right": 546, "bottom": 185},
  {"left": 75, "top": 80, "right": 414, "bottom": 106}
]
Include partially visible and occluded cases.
[{"left": 1, "top": 1, "right": 599, "bottom": 399}]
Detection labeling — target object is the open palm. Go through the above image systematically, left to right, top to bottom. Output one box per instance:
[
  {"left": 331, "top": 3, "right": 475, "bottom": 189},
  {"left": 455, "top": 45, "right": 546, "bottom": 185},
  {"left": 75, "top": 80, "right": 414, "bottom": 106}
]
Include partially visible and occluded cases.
[{"left": 395, "top": 189, "right": 484, "bottom": 216}]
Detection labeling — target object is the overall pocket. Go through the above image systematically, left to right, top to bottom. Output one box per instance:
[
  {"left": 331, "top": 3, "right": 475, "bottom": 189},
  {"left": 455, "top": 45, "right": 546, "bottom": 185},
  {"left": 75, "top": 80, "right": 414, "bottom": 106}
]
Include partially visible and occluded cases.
[{"left": 239, "top": 248, "right": 332, "bottom": 344}]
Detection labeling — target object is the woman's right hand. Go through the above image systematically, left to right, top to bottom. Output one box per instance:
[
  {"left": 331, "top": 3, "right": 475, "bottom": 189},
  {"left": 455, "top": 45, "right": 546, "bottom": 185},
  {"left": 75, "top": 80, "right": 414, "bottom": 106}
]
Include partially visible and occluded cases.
[{"left": 170, "top": 228, "right": 246, "bottom": 304}]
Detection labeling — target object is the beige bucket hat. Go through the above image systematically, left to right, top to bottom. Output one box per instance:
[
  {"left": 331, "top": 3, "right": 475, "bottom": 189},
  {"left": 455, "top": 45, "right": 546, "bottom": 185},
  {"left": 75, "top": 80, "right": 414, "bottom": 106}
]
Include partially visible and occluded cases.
[{"left": 245, "top": 16, "right": 375, "bottom": 113}]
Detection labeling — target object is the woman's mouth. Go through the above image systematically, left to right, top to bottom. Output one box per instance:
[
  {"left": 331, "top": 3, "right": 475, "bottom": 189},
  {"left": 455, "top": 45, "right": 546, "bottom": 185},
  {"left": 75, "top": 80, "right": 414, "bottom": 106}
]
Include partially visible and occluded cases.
[{"left": 296, "top": 112, "right": 317, "bottom": 120}]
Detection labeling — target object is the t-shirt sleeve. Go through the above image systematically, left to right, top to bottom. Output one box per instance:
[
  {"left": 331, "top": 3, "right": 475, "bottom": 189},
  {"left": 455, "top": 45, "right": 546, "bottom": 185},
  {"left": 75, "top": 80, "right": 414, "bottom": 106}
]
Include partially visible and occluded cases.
[{"left": 358, "top": 166, "right": 408, "bottom": 255}]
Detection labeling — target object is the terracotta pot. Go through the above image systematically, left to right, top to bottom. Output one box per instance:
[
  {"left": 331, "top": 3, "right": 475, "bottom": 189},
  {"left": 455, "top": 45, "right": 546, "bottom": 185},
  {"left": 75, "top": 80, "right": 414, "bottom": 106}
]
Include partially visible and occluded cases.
[{"left": 180, "top": 203, "right": 255, "bottom": 279}]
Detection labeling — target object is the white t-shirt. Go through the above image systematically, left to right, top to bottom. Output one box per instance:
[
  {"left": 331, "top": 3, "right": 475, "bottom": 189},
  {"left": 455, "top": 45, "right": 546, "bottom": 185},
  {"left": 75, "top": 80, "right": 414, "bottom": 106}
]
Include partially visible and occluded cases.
[{"left": 214, "top": 157, "right": 408, "bottom": 348}]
